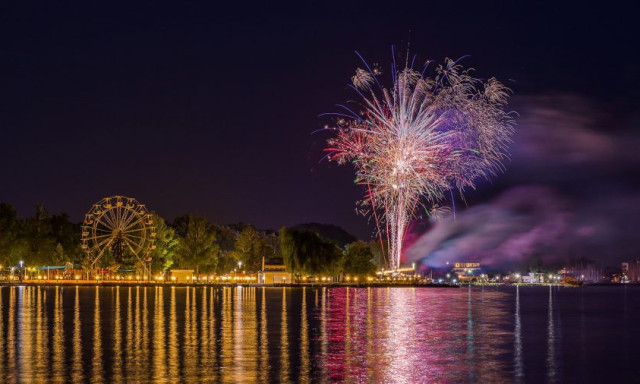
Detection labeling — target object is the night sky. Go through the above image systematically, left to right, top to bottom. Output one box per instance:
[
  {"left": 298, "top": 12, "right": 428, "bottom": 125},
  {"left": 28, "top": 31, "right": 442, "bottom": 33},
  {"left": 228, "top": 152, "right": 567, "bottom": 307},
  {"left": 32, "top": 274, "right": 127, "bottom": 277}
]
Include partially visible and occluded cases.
[{"left": 1, "top": 1, "right": 638, "bottom": 256}]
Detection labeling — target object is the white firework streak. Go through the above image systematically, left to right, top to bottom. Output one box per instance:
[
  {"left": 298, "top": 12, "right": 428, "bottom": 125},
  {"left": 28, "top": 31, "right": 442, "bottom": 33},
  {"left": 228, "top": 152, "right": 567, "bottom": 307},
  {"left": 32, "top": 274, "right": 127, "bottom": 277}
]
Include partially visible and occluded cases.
[{"left": 326, "top": 53, "right": 515, "bottom": 271}]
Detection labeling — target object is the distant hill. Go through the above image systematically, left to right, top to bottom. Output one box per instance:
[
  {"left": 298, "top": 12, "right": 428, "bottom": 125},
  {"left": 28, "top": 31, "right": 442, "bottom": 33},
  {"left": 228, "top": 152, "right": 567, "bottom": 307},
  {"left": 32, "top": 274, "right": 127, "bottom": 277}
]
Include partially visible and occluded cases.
[{"left": 291, "top": 223, "right": 357, "bottom": 248}]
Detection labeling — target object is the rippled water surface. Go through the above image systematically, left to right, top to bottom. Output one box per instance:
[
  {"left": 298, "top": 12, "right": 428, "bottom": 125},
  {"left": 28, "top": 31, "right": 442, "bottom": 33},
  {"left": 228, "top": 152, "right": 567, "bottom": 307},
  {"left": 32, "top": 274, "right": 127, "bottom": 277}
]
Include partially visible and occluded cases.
[{"left": 0, "top": 285, "right": 638, "bottom": 383}]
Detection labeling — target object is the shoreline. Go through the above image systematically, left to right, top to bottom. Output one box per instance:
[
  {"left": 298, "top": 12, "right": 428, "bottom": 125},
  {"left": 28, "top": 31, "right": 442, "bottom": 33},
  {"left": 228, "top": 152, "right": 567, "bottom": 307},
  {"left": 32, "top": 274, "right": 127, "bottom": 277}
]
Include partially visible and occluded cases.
[
  {"left": 0, "top": 281, "right": 460, "bottom": 288},
  {"left": 1, "top": 281, "right": 635, "bottom": 288}
]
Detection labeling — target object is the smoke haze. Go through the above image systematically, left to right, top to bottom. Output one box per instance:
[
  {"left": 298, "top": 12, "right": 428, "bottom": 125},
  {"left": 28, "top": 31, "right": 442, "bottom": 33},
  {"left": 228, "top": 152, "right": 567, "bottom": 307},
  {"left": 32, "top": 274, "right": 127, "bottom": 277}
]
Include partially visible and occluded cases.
[{"left": 406, "top": 95, "right": 640, "bottom": 269}]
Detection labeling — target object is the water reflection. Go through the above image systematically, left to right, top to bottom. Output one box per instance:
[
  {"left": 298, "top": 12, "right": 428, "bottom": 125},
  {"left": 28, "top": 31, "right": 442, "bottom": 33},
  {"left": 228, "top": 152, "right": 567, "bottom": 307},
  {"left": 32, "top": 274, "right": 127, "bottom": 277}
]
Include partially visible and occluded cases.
[
  {"left": 0, "top": 285, "right": 638, "bottom": 382},
  {"left": 514, "top": 285, "right": 524, "bottom": 382},
  {"left": 547, "top": 285, "right": 557, "bottom": 383},
  {"left": 19, "top": 286, "right": 33, "bottom": 382},
  {"left": 72, "top": 286, "right": 83, "bottom": 383},
  {"left": 92, "top": 286, "right": 103, "bottom": 383},
  {"left": 315, "top": 286, "right": 514, "bottom": 383},
  {"left": 7, "top": 287, "right": 17, "bottom": 383},
  {"left": 35, "top": 287, "right": 47, "bottom": 382},
  {"left": 52, "top": 287, "right": 64, "bottom": 383},
  {"left": 113, "top": 287, "right": 123, "bottom": 384},
  {"left": 125, "top": 287, "right": 133, "bottom": 380},
  {"left": 134, "top": 287, "right": 143, "bottom": 381},
  {"left": 141, "top": 287, "right": 149, "bottom": 379},
  {"left": 153, "top": 287, "right": 165, "bottom": 382},
  {"left": 168, "top": 287, "right": 178, "bottom": 379},
  {"left": 184, "top": 287, "right": 196, "bottom": 380},
  {"left": 221, "top": 287, "right": 231, "bottom": 380},
  {"left": 259, "top": 287, "right": 268, "bottom": 383},
  {"left": 280, "top": 287, "right": 290, "bottom": 383},
  {"left": 299, "top": 287, "right": 309, "bottom": 384},
  {"left": 319, "top": 287, "right": 328, "bottom": 379},
  {"left": 467, "top": 287, "right": 476, "bottom": 381},
  {"left": 0, "top": 288, "right": 3, "bottom": 381}
]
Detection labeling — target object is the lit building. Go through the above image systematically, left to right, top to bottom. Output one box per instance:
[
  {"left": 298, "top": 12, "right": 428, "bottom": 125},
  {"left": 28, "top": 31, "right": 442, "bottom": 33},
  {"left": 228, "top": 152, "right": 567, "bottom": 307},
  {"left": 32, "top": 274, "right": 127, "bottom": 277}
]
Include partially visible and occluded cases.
[
  {"left": 258, "top": 259, "right": 291, "bottom": 284},
  {"left": 622, "top": 260, "right": 640, "bottom": 282},
  {"left": 451, "top": 262, "right": 484, "bottom": 283},
  {"left": 170, "top": 269, "right": 194, "bottom": 283},
  {"left": 521, "top": 272, "right": 544, "bottom": 284}
]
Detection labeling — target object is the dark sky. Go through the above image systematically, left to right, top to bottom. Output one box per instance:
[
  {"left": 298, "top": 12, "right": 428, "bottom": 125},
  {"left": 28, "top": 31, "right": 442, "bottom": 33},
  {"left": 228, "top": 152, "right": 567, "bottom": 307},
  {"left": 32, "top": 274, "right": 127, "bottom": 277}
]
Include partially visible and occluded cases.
[{"left": 1, "top": 1, "right": 638, "bottom": 241}]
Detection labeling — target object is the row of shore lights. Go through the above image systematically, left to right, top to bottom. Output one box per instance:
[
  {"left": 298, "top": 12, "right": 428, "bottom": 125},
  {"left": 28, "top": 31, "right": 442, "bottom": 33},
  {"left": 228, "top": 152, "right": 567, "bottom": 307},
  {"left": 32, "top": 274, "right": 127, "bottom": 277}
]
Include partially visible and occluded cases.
[
  {"left": 13, "top": 268, "right": 388, "bottom": 283},
  {"left": 29, "top": 275, "right": 379, "bottom": 282},
  {"left": 30, "top": 275, "right": 378, "bottom": 282},
  {"left": 31, "top": 275, "right": 259, "bottom": 282},
  {"left": 34, "top": 275, "right": 149, "bottom": 281},
  {"left": 183, "top": 276, "right": 258, "bottom": 282}
]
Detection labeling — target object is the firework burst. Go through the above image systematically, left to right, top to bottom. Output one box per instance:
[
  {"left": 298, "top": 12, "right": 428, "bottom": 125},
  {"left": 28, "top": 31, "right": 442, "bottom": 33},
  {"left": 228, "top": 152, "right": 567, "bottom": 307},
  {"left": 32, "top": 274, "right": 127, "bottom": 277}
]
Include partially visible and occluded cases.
[{"left": 324, "top": 51, "right": 515, "bottom": 270}]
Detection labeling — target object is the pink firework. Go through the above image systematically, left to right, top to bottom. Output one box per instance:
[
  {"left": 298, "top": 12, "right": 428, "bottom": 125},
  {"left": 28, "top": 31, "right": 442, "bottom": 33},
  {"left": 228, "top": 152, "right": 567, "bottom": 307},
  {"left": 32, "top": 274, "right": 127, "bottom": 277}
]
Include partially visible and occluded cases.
[{"left": 325, "top": 52, "right": 514, "bottom": 270}]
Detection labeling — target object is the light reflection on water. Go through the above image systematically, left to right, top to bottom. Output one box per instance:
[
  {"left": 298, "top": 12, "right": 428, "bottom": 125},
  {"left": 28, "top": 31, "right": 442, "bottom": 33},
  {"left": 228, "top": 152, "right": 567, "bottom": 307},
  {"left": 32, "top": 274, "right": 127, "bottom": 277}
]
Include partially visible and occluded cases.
[{"left": 0, "top": 285, "right": 639, "bottom": 383}]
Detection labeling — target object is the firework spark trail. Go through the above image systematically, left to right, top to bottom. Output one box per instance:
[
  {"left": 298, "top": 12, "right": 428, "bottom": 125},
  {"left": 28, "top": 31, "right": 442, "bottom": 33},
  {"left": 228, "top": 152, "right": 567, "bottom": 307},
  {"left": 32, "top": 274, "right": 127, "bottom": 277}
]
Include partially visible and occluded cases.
[{"left": 324, "top": 50, "right": 514, "bottom": 270}]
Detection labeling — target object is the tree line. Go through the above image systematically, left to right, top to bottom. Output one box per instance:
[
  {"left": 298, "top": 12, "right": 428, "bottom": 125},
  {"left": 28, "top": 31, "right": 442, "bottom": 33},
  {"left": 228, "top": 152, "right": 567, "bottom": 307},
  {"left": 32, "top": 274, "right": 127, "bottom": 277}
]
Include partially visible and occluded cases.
[{"left": 0, "top": 203, "right": 380, "bottom": 277}]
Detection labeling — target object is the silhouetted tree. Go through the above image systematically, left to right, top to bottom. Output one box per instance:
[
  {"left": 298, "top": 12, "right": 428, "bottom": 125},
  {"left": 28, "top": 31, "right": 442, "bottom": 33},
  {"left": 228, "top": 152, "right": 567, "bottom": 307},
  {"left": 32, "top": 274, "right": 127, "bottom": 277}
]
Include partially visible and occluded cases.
[
  {"left": 0, "top": 203, "right": 26, "bottom": 266},
  {"left": 22, "top": 204, "right": 56, "bottom": 265},
  {"left": 149, "top": 214, "right": 179, "bottom": 272},
  {"left": 173, "top": 215, "right": 219, "bottom": 274},
  {"left": 230, "top": 226, "right": 275, "bottom": 271},
  {"left": 343, "top": 241, "right": 376, "bottom": 276}
]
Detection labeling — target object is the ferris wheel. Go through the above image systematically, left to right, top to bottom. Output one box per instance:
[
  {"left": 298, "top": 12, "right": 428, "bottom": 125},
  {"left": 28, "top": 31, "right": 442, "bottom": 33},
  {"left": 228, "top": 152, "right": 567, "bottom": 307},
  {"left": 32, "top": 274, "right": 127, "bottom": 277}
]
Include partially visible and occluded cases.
[{"left": 81, "top": 196, "right": 156, "bottom": 275}]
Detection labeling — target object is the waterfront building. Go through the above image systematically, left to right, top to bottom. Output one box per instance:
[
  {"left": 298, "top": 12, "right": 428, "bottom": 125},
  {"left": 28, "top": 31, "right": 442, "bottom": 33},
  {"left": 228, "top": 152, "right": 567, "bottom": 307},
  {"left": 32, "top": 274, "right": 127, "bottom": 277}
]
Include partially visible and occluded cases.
[
  {"left": 258, "top": 259, "right": 291, "bottom": 284},
  {"left": 622, "top": 260, "right": 640, "bottom": 282},
  {"left": 451, "top": 262, "right": 485, "bottom": 283},
  {"left": 170, "top": 269, "right": 195, "bottom": 283},
  {"left": 522, "top": 272, "right": 544, "bottom": 284}
]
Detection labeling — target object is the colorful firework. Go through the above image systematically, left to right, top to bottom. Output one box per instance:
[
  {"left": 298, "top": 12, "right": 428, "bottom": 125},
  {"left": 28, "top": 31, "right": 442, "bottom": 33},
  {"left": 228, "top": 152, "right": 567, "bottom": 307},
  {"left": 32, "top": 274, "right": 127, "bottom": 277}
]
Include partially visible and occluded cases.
[{"left": 324, "top": 51, "right": 515, "bottom": 270}]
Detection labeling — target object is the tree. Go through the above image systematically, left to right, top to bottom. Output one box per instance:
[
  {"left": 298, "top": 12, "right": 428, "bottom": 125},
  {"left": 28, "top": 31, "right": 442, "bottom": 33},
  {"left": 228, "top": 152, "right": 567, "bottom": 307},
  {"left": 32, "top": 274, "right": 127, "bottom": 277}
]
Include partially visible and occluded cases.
[
  {"left": 0, "top": 203, "right": 27, "bottom": 266},
  {"left": 22, "top": 204, "right": 56, "bottom": 265},
  {"left": 50, "top": 213, "right": 82, "bottom": 263},
  {"left": 149, "top": 214, "right": 179, "bottom": 273},
  {"left": 173, "top": 215, "right": 219, "bottom": 274},
  {"left": 212, "top": 224, "right": 239, "bottom": 274},
  {"left": 212, "top": 224, "right": 237, "bottom": 252},
  {"left": 230, "top": 226, "right": 274, "bottom": 271},
  {"left": 279, "top": 227, "right": 343, "bottom": 278},
  {"left": 279, "top": 227, "right": 298, "bottom": 273},
  {"left": 297, "top": 230, "right": 343, "bottom": 276},
  {"left": 368, "top": 239, "right": 387, "bottom": 269},
  {"left": 343, "top": 241, "right": 376, "bottom": 276},
  {"left": 52, "top": 243, "right": 66, "bottom": 265},
  {"left": 99, "top": 251, "right": 121, "bottom": 276},
  {"left": 80, "top": 256, "right": 93, "bottom": 279}
]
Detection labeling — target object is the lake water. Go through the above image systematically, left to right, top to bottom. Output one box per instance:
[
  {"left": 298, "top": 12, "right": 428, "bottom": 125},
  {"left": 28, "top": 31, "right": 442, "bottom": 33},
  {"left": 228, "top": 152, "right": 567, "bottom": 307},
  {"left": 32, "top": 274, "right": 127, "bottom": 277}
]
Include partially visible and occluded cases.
[{"left": 0, "top": 285, "right": 638, "bottom": 383}]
